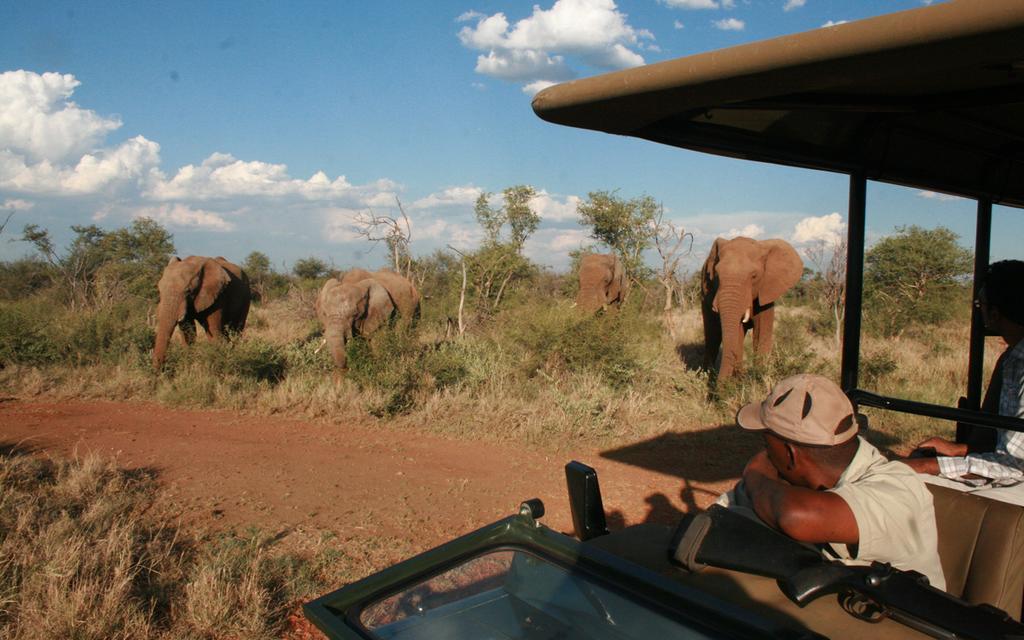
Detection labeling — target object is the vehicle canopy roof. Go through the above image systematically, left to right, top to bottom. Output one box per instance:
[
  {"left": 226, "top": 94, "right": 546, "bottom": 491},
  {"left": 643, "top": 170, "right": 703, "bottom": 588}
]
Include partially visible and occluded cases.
[{"left": 532, "top": 0, "right": 1024, "bottom": 210}]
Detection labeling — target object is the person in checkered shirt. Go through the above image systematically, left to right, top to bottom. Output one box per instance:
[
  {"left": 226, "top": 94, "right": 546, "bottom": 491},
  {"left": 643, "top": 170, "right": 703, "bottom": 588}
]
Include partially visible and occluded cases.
[{"left": 902, "top": 260, "right": 1024, "bottom": 485}]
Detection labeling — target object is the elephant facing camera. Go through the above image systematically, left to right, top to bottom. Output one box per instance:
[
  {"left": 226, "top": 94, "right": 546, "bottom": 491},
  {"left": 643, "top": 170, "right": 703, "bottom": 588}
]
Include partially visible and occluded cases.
[{"left": 700, "top": 237, "right": 803, "bottom": 380}]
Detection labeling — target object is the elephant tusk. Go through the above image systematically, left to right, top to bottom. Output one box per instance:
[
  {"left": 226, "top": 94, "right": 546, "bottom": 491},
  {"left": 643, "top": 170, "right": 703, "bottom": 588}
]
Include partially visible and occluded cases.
[
  {"left": 742, "top": 308, "right": 751, "bottom": 324},
  {"left": 314, "top": 338, "right": 327, "bottom": 355}
]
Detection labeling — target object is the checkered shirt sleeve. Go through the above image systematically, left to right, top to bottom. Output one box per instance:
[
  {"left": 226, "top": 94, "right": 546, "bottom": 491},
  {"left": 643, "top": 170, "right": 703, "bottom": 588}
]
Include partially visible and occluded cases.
[{"left": 937, "top": 341, "right": 1024, "bottom": 483}]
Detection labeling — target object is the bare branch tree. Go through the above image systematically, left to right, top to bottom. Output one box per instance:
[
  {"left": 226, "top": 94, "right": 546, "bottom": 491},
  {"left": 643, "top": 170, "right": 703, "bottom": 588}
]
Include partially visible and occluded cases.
[
  {"left": 352, "top": 197, "right": 413, "bottom": 276},
  {"left": 652, "top": 208, "right": 693, "bottom": 312},
  {"left": 806, "top": 237, "right": 847, "bottom": 346},
  {"left": 447, "top": 245, "right": 468, "bottom": 336}
]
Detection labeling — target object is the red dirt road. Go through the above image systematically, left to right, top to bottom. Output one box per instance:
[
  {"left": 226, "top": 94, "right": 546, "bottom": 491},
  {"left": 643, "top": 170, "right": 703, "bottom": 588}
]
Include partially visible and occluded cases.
[{"left": 0, "top": 398, "right": 745, "bottom": 551}]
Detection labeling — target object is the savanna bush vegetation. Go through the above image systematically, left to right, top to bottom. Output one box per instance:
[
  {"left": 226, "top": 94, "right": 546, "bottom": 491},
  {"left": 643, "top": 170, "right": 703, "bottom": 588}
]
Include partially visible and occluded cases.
[
  {"left": 0, "top": 197, "right": 994, "bottom": 637},
  {"left": 0, "top": 204, "right": 984, "bottom": 450},
  {"left": 0, "top": 446, "right": 399, "bottom": 639}
]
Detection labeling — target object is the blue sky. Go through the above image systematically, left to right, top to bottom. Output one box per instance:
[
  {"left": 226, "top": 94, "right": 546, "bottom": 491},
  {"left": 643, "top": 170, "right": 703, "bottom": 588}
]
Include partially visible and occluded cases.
[{"left": 1, "top": 0, "right": 1020, "bottom": 273}]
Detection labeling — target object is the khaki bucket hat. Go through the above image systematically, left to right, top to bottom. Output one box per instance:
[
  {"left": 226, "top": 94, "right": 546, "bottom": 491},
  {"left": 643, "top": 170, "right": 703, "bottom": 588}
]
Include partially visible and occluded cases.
[{"left": 737, "top": 374, "right": 860, "bottom": 447}]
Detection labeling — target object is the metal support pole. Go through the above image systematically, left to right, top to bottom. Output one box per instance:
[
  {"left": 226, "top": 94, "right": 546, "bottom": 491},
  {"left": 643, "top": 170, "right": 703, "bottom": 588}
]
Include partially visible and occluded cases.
[
  {"left": 841, "top": 173, "right": 866, "bottom": 394},
  {"left": 958, "top": 198, "right": 992, "bottom": 441}
]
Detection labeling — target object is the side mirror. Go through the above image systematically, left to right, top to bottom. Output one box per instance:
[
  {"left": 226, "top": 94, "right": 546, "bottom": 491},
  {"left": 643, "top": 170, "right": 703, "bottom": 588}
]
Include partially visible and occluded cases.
[{"left": 565, "top": 461, "right": 609, "bottom": 541}]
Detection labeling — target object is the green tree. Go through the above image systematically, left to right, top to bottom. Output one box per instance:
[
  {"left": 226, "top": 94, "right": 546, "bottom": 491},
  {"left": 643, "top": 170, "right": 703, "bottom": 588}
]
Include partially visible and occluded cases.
[
  {"left": 474, "top": 185, "right": 539, "bottom": 253},
  {"left": 576, "top": 190, "right": 658, "bottom": 282},
  {"left": 21, "top": 218, "right": 174, "bottom": 307},
  {"left": 864, "top": 225, "right": 972, "bottom": 334},
  {"left": 243, "top": 251, "right": 271, "bottom": 278},
  {"left": 292, "top": 256, "right": 330, "bottom": 281}
]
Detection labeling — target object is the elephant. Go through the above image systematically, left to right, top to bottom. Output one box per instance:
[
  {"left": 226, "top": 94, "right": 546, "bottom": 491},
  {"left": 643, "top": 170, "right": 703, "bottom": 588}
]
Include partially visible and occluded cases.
[
  {"left": 700, "top": 237, "right": 803, "bottom": 379},
  {"left": 576, "top": 253, "right": 626, "bottom": 312},
  {"left": 153, "top": 256, "right": 251, "bottom": 369},
  {"left": 339, "top": 268, "right": 420, "bottom": 321},
  {"left": 316, "top": 276, "right": 396, "bottom": 374}
]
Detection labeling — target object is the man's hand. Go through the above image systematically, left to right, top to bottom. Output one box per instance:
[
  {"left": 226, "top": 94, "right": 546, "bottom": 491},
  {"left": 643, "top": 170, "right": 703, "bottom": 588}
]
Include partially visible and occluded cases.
[{"left": 912, "top": 436, "right": 967, "bottom": 458}]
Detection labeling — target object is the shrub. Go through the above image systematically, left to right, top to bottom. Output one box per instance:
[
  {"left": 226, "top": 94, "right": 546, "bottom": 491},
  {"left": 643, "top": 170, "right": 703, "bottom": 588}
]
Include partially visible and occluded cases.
[
  {"left": 0, "top": 300, "right": 61, "bottom": 365},
  {"left": 505, "top": 305, "right": 646, "bottom": 389}
]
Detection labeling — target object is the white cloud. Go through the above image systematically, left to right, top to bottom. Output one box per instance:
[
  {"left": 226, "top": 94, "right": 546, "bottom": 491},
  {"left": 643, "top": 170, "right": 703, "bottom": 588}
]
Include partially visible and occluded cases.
[
  {"left": 458, "top": 0, "right": 651, "bottom": 91},
  {"left": 662, "top": 0, "right": 719, "bottom": 8},
  {"left": 783, "top": 0, "right": 806, "bottom": 12},
  {"left": 456, "top": 10, "right": 484, "bottom": 22},
  {"left": 713, "top": 18, "right": 745, "bottom": 30},
  {"left": 821, "top": 19, "right": 848, "bottom": 27},
  {"left": 673, "top": 20, "right": 685, "bottom": 29},
  {"left": 474, "top": 49, "right": 573, "bottom": 83},
  {"left": 0, "top": 70, "right": 122, "bottom": 163},
  {"left": 523, "top": 80, "right": 558, "bottom": 95},
  {"left": 0, "top": 135, "right": 162, "bottom": 195},
  {"left": 148, "top": 152, "right": 398, "bottom": 205},
  {"left": 410, "top": 185, "right": 483, "bottom": 210},
  {"left": 916, "top": 190, "right": 963, "bottom": 202},
  {"left": 531, "top": 191, "right": 580, "bottom": 221},
  {"left": 1, "top": 198, "right": 34, "bottom": 211},
  {"left": 130, "top": 203, "right": 236, "bottom": 231},
  {"left": 322, "top": 209, "right": 364, "bottom": 243},
  {"left": 792, "top": 212, "right": 844, "bottom": 245},
  {"left": 407, "top": 218, "right": 482, "bottom": 248},
  {"left": 723, "top": 223, "right": 764, "bottom": 238},
  {"left": 547, "top": 229, "right": 590, "bottom": 251}
]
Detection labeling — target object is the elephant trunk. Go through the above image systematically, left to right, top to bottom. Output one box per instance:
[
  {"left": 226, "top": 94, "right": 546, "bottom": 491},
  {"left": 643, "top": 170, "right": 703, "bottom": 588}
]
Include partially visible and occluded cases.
[
  {"left": 576, "top": 287, "right": 604, "bottom": 313},
  {"left": 716, "top": 288, "right": 750, "bottom": 379},
  {"left": 153, "top": 294, "right": 183, "bottom": 370},
  {"left": 324, "top": 323, "right": 350, "bottom": 372}
]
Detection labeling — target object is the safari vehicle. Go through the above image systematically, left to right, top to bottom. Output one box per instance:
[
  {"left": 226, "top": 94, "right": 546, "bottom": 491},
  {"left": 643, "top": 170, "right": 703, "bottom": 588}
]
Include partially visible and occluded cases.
[{"left": 305, "top": 1, "right": 1024, "bottom": 638}]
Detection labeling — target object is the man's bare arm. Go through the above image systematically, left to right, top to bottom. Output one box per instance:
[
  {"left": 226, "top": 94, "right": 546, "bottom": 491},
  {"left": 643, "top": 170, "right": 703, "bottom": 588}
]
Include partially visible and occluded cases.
[{"left": 743, "top": 451, "right": 859, "bottom": 544}]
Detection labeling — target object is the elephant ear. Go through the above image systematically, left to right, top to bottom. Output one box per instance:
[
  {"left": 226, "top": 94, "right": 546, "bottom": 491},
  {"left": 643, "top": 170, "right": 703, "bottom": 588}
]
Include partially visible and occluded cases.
[
  {"left": 701, "top": 238, "right": 724, "bottom": 295},
  {"left": 758, "top": 240, "right": 804, "bottom": 304},
  {"left": 194, "top": 259, "right": 231, "bottom": 313},
  {"left": 356, "top": 281, "right": 396, "bottom": 335}
]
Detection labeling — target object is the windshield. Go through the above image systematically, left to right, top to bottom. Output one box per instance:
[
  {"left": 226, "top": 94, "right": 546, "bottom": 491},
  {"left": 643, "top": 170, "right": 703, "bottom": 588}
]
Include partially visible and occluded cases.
[{"left": 359, "top": 549, "right": 717, "bottom": 640}]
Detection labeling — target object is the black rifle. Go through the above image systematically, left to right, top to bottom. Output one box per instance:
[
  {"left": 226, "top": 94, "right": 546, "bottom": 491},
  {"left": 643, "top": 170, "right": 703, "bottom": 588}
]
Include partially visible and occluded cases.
[{"left": 671, "top": 505, "right": 1024, "bottom": 640}]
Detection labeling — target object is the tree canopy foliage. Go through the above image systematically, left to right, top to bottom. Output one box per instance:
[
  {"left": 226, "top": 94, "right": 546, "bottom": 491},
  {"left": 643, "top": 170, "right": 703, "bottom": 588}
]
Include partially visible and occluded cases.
[
  {"left": 474, "top": 185, "right": 540, "bottom": 253},
  {"left": 576, "top": 190, "right": 658, "bottom": 282},
  {"left": 19, "top": 218, "right": 175, "bottom": 306},
  {"left": 864, "top": 225, "right": 972, "bottom": 334},
  {"left": 292, "top": 257, "right": 331, "bottom": 281}
]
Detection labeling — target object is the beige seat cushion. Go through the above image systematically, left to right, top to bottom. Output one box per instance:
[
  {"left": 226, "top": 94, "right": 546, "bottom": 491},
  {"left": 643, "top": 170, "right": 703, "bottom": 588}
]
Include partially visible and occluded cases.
[{"left": 927, "top": 483, "right": 1024, "bottom": 619}]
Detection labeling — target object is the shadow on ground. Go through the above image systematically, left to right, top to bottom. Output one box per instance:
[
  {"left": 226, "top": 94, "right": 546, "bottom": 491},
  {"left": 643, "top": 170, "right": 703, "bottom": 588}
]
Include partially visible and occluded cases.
[
  {"left": 675, "top": 341, "right": 705, "bottom": 370},
  {"left": 601, "top": 424, "right": 902, "bottom": 518}
]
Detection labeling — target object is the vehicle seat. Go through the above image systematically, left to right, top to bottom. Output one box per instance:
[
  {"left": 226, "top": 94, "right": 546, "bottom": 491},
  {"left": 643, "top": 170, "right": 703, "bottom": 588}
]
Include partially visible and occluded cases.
[{"left": 927, "top": 484, "right": 1024, "bottom": 620}]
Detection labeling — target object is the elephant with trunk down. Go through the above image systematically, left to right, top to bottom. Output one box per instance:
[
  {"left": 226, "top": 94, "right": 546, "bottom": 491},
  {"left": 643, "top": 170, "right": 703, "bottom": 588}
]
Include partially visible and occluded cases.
[
  {"left": 701, "top": 237, "right": 803, "bottom": 379},
  {"left": 576, "top": 253, "right": 626, "bottom": 313},
  {"left": 153, "top": 256, "right": 251, "bottom": 369},
  {"left": 317, "top": 269, "right": 420, "bottom": 375}
]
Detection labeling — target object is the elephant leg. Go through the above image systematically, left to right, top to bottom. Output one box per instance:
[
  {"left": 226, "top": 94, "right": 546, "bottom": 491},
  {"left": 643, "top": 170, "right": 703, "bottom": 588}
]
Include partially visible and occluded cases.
[
  {"left": 701, "top": 302, "right": 721, "bottom": 371},
  {"left": 753, "top": 305, "right": 776, "bottom": 356},
  {"left": 204, "top": 309, "right": 225, "bottom": 340}
]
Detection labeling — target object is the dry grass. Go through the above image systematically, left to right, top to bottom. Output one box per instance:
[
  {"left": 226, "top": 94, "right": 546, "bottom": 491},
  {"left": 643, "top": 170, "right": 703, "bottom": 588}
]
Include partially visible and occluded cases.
[
  {"left": 0, "top": 290, "right": 993, "bottom": 452},
  {"left": 0, "top": 447, "right": 411, "bottom": 639}
]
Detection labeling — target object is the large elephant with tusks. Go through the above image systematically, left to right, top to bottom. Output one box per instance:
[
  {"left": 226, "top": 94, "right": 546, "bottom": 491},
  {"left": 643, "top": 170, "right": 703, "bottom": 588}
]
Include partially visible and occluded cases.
[
  {"left": 701, "top": 237, "right": 803, "bottom": 379},
  {"left": 153, "top": 256, "right": 251, "bottom": 369}
]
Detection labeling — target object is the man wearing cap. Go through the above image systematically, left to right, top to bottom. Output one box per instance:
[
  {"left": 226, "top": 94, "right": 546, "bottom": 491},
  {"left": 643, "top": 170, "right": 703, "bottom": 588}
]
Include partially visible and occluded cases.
[{"left": 719, "top": 373, "right": 946, "bottom": 590}]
